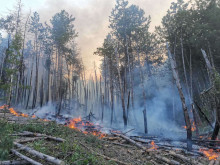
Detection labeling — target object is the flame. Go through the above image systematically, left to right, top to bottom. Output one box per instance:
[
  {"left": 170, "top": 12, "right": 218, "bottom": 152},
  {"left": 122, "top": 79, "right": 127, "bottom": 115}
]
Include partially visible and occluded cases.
[
  {"left": 0, "top": 105, "right": 29, "bottom": 117},
  {"left": 1, "top": 105, "right": 106, "bottom": 139},
  {"left": 67, "top": 117, "right": 106, "bottom": 139},
  {"left": 182, "top": 121, "right": 196, "bottom": 132},
  {"left": 191, "top": 122, "right": 196, "bottom": 131},
  {"left": 149, "top": 141, "right": 158, "bottom": 150},
  {"left": 200, "top": 149, "right": 220, "bottom": 160}
]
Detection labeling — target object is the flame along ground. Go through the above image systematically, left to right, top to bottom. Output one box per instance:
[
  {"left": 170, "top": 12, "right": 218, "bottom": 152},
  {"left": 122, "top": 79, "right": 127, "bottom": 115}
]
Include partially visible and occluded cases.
[
  {"left": 1, "top": 104, "right": 220, "bottom": 160},
  {"left": 0, "top": 105, "right": 106, "bottom": 139},
  {"left": 0, "top": 105, "right": 35, "bottom": 118},
  {"left": 67, "top": 117, "right": 106, "bottom": 139},
  {"left": 149, "top": 141, "right": 158, "bottom": 150},
  {"left": 199, "top": 149, "right": 220, "bottom": 160}
]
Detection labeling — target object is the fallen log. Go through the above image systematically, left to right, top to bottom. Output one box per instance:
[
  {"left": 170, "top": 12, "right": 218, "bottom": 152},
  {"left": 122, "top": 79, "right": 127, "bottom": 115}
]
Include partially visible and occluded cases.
[
  {"left": 194, "top": 101, "right": 214, "bottom": 129},
  {"left": 123, "top": 129, "right": 135, "bottom": 135},
  {"left": 12, "top": 131, "right": 65, "bottom": 142},
  {"left": 23, "top": 131, "right": 65, "bottom": 142},
  {"left": 111, "top": 132, "right": 147, "bottom": 151},
  {"left": 15, "top": 137, "right": 45, "bottom": 143},
  {"left": 102, "top": 137, "right": 121, "bottom": 141},
  {"left": 99, "top": 139, "right": 134, "bottom": 148},
  {"left": 13, "top": 142, "right": 65, "bottom": 165},
  {"left": 11, "top": 149, "right": 42, "bottom": 165},
  {"left": 169, "top": 151, "right": 203, "bottom": 165},
  {"left": 155, "top": 155, "right": 180, "bottom": 165},
  {"left": 0, "top": 160, "right": 29, "bottom": 165}
]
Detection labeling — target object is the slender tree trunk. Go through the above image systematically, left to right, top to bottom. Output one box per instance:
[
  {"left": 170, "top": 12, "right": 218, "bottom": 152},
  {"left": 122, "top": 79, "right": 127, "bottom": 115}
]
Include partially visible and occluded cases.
[
  {"left": 167, "top": 43, "right": 192, "bottom": 151},
  {"left": 115, "top": 47, "right": 127, "bottom": 128},
  {"left": 137, "top": 48, "right": 148, "bottom": 134},
  {"left": 201, "top": 49, "right": 220, "bottom": 140}
]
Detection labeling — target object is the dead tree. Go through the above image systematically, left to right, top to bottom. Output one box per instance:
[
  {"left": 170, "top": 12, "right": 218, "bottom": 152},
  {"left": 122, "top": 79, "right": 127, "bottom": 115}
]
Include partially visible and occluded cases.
[
  {"left": 180, "top": 38, "right": 200, "bottom": 136},
  {"left": 167, "top": 43, "right": 192, "bottom": 151},
  {"left": 115, "top": 47, "right": 127, "bottom": 128},
  {"left": 137, "top": 48, "right": 148, "bottom": 134},
  {"left": 201, "top": 49, "right": 220, "bottom": 140}
]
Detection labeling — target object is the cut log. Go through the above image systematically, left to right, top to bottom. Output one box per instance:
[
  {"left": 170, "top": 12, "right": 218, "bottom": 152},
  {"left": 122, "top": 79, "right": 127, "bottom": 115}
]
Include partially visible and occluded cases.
[
  {"left": 123, "top": 129, "right": 135, "bottom": 135},
  {"left": 12, "top": 131, "right": 65, "bottom": 142},
  {"left": 23, "top": 131, "right": 65, "bottom": 142},
  {"left": 111, "top": 132, "right": 147, "bottom": 151},
  {"left": 15, "top": 137, "right": 45, "bottom": 143},
  {"left": 102, "top": 137, "right": 121, "bottom": 141},
  {"left": 100, "top": 139, "right": 134, "bottom": 148},
  {"left": 13, "top": 142, "right": 65, "bottom": 165},
  {"left": 11, "top": 149, "right": 42, "bottom": 165},
  {"left": 169, "top": 151, "right": 203, "bottom": 165},
  {"left": 155, "top": 155, "right": 180, "bottom": 165},
  {"left": 0, "top": 160, "right": 29, "bottom": 165}
]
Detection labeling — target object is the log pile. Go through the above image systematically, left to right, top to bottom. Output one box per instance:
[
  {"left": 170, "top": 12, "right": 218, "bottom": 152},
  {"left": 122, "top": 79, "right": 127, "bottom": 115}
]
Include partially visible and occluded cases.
[
  {"left": 2, "top": 130, "right": 66, "bottom": 165},
  {"left": 100, "top": 130, "right": 220, "bottom": 165}
]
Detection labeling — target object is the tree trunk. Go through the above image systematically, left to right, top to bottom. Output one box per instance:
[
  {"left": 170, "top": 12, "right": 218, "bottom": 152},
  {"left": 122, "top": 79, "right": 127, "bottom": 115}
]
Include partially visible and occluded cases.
[
  {"left": 167, "top": 43, "right": 192, "bottom": 151},
  {"left": 115, "top": 47, "right": 127, "bottom": 128},
  {"left": 201, "top": 49, "right": 220, "bottom": 140},
  {"left": 13, "top": 143, "right": 65, "bottom": 165}
]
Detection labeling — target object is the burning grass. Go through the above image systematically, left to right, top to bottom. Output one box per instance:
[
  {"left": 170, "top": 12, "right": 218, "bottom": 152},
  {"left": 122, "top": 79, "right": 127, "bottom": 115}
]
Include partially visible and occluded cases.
[
  {"left": 0, "top": 105, "right": 106, "bottom": 139},
  {"left": 0, "top": 105, "right": 36, "bottom": 118},
  {"left": 67, "top": 117, "right": 106, "bottom": 139},
  {"left": 0, "top": 118, "right": 153, "bottom": 164}
]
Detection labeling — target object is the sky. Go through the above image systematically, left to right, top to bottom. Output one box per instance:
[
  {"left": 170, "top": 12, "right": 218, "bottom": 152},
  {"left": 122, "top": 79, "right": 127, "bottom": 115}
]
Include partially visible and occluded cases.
[{"left": 0, "top": 0, "right": 173, "bottom": 77}]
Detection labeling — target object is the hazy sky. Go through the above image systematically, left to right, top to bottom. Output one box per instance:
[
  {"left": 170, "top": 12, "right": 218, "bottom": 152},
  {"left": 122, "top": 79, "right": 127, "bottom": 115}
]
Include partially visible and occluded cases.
[{"left": 0, "top": 0, "right": 172, "bottom": 76}]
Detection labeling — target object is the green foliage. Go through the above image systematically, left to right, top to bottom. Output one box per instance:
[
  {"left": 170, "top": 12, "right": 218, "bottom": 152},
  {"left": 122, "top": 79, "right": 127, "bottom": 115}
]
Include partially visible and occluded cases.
[
  {"left": 50, "top": 10, "right": 77, "bottom": 48},
  {"left": 0, "top": 33, "right": 23, "bottom": 99},
  {"left": 0, "top": 120, "right": 116, "bottom": 164},
  {"left": 0, "top": 121, "right": 14, "bottom": 160}
]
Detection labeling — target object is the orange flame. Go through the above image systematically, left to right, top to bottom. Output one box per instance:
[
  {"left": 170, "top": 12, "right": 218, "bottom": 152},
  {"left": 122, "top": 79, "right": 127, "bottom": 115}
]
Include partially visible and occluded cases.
[
  {"left": 0, "top": 105, "right": 29, "bottom": 117},
  {"left": 1, "top": 105, "right": 106, "bottom": 139},
  {"left": 67, "top": 117, "right": 106, "bottom": 139},
  {"left": 182, "top": 121, "right": 196, "bottom": 132},
  {"left": 149, "top": 141, "right": 158, "bottom": 150},
  {"left": 200, "top": 149, "right": 220, "bottom": 160}
]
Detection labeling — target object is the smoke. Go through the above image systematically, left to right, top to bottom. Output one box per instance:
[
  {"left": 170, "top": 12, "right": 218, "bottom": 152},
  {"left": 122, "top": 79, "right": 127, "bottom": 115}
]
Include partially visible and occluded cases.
[
  {"left": 0, "top": 0, "right": 173, "bottom": 76},
  {"left": 35, "top": 0, "right": 172, "bottom": 77}
]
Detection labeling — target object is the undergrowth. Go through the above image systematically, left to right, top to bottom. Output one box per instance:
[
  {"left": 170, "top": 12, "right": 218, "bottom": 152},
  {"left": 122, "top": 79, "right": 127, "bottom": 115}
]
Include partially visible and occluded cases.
[{"left": 0, "top": 119, "right": 115, "bottom": 164}]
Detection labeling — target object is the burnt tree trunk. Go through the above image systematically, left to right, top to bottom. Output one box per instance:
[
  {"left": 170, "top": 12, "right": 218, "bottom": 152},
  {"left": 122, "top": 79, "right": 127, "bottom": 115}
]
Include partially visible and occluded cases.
[
  {"left": 167, "top": 43, "right": 192, "bottom": 151},
  {"left": 201, "top": 49, "right": 220, "bottom": 140}
]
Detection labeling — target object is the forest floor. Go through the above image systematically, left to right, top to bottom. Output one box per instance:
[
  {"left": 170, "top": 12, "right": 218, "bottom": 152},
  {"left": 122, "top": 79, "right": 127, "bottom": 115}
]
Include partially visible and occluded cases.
[
  {"left": 0, "top": 110, "right": 212, "bottom": 165},
  {"left": 0, "top": 111, "right": 153, "bottom": 165}
]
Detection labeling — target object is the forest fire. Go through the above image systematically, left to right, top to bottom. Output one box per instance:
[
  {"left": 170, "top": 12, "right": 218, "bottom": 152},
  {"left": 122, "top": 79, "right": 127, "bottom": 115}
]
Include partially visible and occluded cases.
[
  {"left": 0, "top": 105, "right": 36, "bottom": 118},
  {"left": 0, "top": 105, "right": 106, "bottom": 139},
  {"left": 67, "top": 117, "right": 106, "bottom": 139},
  {"left": 182, "top": 122, "right": 196, "bottom": 132},
  {"left": 149, "top": 141, "right": 158, "bottom": 150},
  {"left": 199, "top": 149, "right": 220, "bottom": 160}
]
